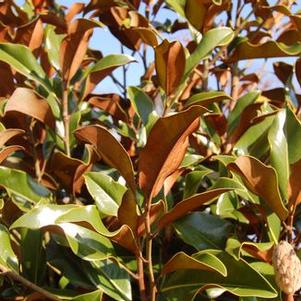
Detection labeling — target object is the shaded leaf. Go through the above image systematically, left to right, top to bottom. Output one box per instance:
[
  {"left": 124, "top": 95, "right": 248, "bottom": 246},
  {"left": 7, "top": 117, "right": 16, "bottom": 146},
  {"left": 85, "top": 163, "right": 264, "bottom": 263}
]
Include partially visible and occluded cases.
[
  {"left": 138, "top": 105, "right": 206, "bottom": 199},
  {"left": 0, "top": 128, "right": 25, "bottom": 147},
  {"left": 0, "top": 145, "right": 24, "bottom": 164},
  {"left": 228, "top": 156, "right": 288, "bottom": 220},
  {"left": 0, "top": 167, "right": 51, "bottom": 204},
  {"left": 174, "top": 211, "right": 233, "bottom": 250},
  {"left": 0, "top": 224, "right": 18, "bottom": 271},
  {"left": 160, "top": 250, "right": 277, "bottom": 300},
  {"left": 84, "top": 259, "right": 132, "bottom": 301}
]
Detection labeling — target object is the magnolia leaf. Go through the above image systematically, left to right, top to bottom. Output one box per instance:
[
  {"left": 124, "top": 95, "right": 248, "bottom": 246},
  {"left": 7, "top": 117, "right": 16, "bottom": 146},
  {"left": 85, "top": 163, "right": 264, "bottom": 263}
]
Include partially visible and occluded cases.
[
  {"left": 183, "top": 27, "right": 234, "bottom": 81},
  {"left": 155, "top": 39, "right": 185, "bottom": 96},
  {"left": 0, "top": 43, "right": 52, "bottom": 92},
  {"left": 83, "top": 54, "right": 136, "bottom": 98},
  {"left": 5, "top": 87, "right": 55, "bottom": 129},
  {"left": 138, "top": 105, "right": 206, "bottom": 199},
  {"left": 267, "top": 109, "right": 289, "bottom": 200},
  {"left": 75, "top": 125, "right": 136, "bottom": 192},
  {"left": 228, "top": 156, "right": 288, "bottom": 220},
  {"left": 0, "top": 167, "right": 51, "bottom": 204},
  {"left": 84, "top": 172, "right": 127, "bottom": 216},
  {"left": 158, "top": 188, "right": 232, "bottom": 229},
  {"left": 0, "top": 224, "right": 18, "bottom": 271},
  {"left": 160, "top": 250, "right": 277, "bottom": 300},
  {"left": 162, "top": 251, "right": 226, "bottom": 276}
]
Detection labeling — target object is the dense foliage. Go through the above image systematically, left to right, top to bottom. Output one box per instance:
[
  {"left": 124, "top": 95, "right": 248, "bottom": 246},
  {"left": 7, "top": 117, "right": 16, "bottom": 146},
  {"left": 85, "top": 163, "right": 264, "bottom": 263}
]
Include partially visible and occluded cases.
[{"left": 1, "top": 0, "right": 301, "bottom": 300}]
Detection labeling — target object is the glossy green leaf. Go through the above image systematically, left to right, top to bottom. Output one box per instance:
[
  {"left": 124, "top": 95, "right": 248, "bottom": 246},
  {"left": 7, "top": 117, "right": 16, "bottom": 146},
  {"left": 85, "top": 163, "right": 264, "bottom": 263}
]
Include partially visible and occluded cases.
[
  {"left": 45, "top": 25, "right": 65, "bottom": 70},
  {"left": 183, "top": 27, "right": 234, "bottom": 81},
  {"left": 0, "top": 43, "right": 52, "bottom": 92},
  {"left": 88, "top": 54, "right": 135, "bottom": 74},
  {"left": 127, "top": 86, "right": 155, "bottom": 125},
  {"left": 185, "top": 91, "right": 232, "bottom": 108},
  {"left": 228, "top": 91, "right": 261, "bottom": 134},
  {"left": 286, "top": 107, "right": 301, "bottom": 163},
  {"left": 267, "top": 109, "right": 289, "bottom": 200},
  {"left": 234, "top": 113, "right": 276, "bottom": 156},
  {"left": 180, "top": 154, "right": 204, "bottom": 168},
  {"left": 0, "top": 167, "right": 52, "bottom": 205},
  {"left": 183, "top": 169, "right": 211, "bottom": 199},
  {"left": 85, "top": 172, "right": 127, "bottom": 216},
  {"left": 216, "top": 192, "right": 249, "bottom": 223},
  {"left": 10, "top": 204, "right": 77, "bottom": 230},
  {"left": 174, "top": 212, "right": 232, "bottom": 250},
  {"left": 60, "top": 222, "right": 115, "bottom": 261},
  {"left": 0, "top": 224, "right": 18, "bottom": 271},
  {"left": 160, "top": 250, "right": 277, "bottom": 300},
  {"left": 162, "top": 251, "right": 226, "bottom": 276},
  {"left": 84, "top": 259, "right": 132, "bottom": 301},
  {"left": 72, "top": 290, "right": 103, "bottom": 301}
]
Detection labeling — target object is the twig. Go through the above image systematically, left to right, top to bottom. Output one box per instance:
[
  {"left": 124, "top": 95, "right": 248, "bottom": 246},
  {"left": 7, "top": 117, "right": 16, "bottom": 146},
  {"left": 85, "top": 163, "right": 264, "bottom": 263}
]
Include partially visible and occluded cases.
[
  {"left": 62, "top": 84, "right": 70, "bottom": 157},
  {"left": 63, "top": 84, "right": 70, "bottom": 157},
  {"left": 145, "top": 197, "right": 157, "bottom": 301},
  {"left": 137, "top": 253, "right": 147, "bottom": 301},
  {"left": 0, "top": 264, "right": 61, "bottom": 301}
]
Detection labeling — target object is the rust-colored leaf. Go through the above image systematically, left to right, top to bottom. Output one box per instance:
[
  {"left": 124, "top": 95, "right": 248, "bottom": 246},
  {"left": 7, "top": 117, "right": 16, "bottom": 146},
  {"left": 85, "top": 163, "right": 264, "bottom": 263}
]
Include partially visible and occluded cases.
[
  {"left": 65, "top": 2, "right": 85, "bottom": 24},
  {"left": 60, "top": 19, "right": 98, "bottom": 82},
  {"left": 155, "top": 39, "right": 185, "bottom": 96},
  {"left": 295, "top": 58, "right": 301, "bottom": 88},
  {"left": 273, "top": 61, "right": 293, "bottom": 85},
  {"left": 5, "top": 88, "right": 55, "bottom": 129},
  {"left": 88, "top": 94, "right": 129, "bottom": 122},
  {"left": 139, "top": 105, "right": 206, "bottom": 199},
  {"left": 75, "top": 125, "right": 136, "bottom": 192},
  {"left": 0, "top": 129, "right": 25, "bottom": 147},
  {"left": 0, "top": 145, "right": 24, "bottom": 164},
  {"left": 48, "top": 147, "right": 96, "bottom": 194},
  {"left": 228, "top": 156, "right": 288, "bottom": 220},
  {"left": 288, "top": 158, "right": 301, "bottom": 207},
  {"left": 157, "top": 188, "right": 231, "bottom": 229},
  {"left": 118, "top": 190, "right": 139, "bottom": 234},
  {"left": 111, "top": 225, "right": 139, "bottom": 255}
]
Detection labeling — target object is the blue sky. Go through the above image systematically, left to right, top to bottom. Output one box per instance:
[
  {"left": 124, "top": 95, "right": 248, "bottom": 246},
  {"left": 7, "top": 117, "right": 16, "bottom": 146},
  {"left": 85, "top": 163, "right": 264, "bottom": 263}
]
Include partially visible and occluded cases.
[{"left": 15, "top": 0, "right": 301, "bottom": 95}]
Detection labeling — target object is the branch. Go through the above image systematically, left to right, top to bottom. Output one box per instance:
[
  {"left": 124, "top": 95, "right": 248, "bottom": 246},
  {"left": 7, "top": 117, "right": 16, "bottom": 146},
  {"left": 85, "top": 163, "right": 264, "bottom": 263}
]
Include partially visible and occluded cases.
[{"left": 0, "top": 264, "right": 60, "bottom": 301}]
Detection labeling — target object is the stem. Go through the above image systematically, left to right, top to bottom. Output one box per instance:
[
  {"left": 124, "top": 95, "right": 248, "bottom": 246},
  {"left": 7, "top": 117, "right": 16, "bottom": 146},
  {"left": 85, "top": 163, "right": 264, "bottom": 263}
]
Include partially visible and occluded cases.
[
  {"left": 121, "top": 45, "right": 127, "bottom": 101},
  {"left": 202, "top": 59, "right": 209, "bottom": 91},
  {"left": 62, "top": 84, "right": 70, "bottom": 157},
  {"left": 28, "top": 119, "right": 42, "bottom": 182},
  {"left": 145, "top": 198, "right": 157, "bottom": 301},
  {"left": 287, "top": 202, "right": 297, "bottom": 243},
  {"left": 137, "top": 254, "right": 147, "bottom": 301},
  {"left": 0, "top": 264, "right": 60, "bottom": 301},
  {"left": 284, "top": 293, "right": 294, "bottom": 301}
]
